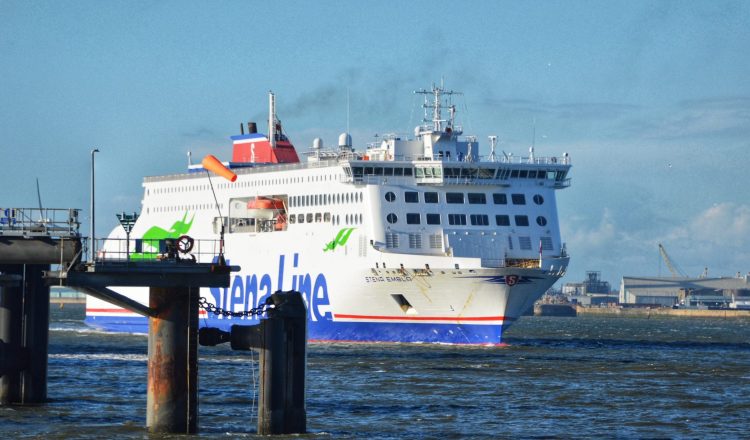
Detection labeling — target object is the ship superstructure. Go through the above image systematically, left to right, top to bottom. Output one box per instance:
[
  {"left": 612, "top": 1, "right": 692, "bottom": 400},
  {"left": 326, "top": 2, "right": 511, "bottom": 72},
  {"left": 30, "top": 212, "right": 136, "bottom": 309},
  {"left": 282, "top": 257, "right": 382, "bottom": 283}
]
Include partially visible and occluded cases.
[{"left": 88, "top": 84, "right": 572, "bottom": 344}]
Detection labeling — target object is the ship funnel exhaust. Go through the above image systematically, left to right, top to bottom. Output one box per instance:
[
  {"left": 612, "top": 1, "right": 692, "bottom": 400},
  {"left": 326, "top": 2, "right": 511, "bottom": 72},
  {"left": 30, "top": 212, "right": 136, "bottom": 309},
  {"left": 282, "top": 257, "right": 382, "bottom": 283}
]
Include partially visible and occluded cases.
[{"left": 269, "top": 91, "right": 276, "bottom": 148}]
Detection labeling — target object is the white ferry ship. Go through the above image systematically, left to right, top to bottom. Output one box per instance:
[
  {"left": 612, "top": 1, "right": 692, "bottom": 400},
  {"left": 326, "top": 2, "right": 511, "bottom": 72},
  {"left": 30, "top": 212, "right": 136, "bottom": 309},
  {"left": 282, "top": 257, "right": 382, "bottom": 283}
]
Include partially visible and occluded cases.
[{"left": 88, "top": 84, "right": 572, "bottom": 344}]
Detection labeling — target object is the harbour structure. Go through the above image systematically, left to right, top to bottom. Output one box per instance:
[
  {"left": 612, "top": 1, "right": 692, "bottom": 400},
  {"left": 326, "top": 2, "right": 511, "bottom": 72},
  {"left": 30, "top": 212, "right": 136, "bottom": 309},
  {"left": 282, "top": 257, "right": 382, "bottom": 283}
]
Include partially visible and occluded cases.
[
  {"left": 89, "top": 83, "right": 573, "bottom": 344},
  {"left": 562, "top": 271, "right": 617, "bottom": 306},
  {"left": 619, "top": 275, "right": 750, "bottom": 309}
]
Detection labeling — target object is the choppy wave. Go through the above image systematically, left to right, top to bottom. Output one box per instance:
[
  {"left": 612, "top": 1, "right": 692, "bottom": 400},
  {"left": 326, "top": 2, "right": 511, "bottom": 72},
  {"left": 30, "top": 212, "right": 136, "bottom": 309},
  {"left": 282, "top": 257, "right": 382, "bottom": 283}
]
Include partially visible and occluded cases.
[{"left": 6, "top": 312, "right": 749, "bottom": 438}]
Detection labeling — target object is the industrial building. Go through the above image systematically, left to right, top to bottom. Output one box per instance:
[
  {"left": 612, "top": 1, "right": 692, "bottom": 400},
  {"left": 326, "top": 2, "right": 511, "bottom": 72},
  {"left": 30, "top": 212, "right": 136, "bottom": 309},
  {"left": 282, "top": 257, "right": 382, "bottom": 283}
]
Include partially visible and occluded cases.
[
  {"left": 562, "top": 271, "right": 618, "bottom": 306},
  {"left": 619, "top": 275, "right": 750, "bottom": 308}
]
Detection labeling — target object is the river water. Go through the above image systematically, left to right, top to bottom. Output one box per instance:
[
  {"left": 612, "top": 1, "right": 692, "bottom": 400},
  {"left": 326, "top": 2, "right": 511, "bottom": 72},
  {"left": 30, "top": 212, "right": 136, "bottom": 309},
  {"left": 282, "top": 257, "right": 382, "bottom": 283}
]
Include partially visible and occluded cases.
[{"left": 2, "top": 305, "right": 748, "bottom": 439}]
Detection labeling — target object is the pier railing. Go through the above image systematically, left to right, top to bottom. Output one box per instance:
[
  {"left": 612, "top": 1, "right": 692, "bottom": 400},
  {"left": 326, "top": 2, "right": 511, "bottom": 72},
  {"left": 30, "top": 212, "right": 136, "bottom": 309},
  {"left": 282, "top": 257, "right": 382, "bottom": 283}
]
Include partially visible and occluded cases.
[
  {"left": 0, "top": 208, "right": 81, "bottom": 238},
  {"left": 93, "top": 237, "right": 222, "bottom": 263}
]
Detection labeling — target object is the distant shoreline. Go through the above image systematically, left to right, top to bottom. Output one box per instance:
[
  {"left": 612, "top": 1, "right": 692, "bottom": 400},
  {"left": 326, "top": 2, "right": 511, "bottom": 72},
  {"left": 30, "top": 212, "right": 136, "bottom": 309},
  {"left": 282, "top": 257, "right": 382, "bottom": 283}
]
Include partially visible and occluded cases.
[
  {"left": 50, "top": 297, "right": 86, "bottom": 305},
  {"left": 576, "top": 305, "right": 750, "bottom": 319}
]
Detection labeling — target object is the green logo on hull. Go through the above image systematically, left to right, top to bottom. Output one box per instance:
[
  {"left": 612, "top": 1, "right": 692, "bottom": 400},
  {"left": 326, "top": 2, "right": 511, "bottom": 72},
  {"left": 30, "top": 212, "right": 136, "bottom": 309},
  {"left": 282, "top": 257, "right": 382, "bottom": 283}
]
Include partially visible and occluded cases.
[{"left": 324, "top": 228, "right": 356, "bottom": 252}]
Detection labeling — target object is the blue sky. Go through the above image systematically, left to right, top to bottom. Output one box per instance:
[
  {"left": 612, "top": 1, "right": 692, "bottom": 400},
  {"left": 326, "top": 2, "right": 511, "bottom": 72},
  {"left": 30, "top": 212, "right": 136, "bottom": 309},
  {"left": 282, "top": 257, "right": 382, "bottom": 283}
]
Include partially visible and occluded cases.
[{"left": 2, "top": 1, "right": 749, "bottom": 287}]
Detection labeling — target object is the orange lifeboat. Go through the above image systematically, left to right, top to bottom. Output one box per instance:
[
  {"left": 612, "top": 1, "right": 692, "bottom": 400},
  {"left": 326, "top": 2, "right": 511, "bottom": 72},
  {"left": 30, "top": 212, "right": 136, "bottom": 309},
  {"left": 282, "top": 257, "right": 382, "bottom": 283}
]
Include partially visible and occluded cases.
[{"left": 247, "top": 197, "right": 284, "bottom": 210}]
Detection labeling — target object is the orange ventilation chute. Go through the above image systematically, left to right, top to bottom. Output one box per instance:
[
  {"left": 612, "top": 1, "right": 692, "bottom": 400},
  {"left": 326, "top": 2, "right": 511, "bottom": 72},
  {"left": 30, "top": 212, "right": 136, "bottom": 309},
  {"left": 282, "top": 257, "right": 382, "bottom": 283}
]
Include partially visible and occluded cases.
[{"left": 202, "top": 154, "right": 237, "bottom": 182}]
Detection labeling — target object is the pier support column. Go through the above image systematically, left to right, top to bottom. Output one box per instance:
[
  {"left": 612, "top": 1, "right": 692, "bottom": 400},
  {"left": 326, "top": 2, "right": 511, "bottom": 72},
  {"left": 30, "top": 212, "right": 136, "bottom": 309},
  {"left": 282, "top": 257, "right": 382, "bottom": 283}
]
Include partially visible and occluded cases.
[
  {"left": 0, "top": 264, "right": 50, "bottom": 405},
  {"left": 0, "top": 266, "right": 23, "bottom": 405},
  {"left": 146, "top": 286, "right": 199, "bottom": 434},
  {"left": 197, "top": 290, "right": 307, "bottom": 435},
  {"left": 258, "top": 292, "right": 307, "bottom": 435}
]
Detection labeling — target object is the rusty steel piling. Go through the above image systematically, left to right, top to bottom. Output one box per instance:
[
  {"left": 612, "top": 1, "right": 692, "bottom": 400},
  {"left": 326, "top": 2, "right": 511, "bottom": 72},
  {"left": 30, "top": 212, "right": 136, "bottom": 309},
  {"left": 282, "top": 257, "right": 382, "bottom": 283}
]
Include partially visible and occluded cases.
[{"left": 146, "top": 286, "right": 200, "bottom": 433}]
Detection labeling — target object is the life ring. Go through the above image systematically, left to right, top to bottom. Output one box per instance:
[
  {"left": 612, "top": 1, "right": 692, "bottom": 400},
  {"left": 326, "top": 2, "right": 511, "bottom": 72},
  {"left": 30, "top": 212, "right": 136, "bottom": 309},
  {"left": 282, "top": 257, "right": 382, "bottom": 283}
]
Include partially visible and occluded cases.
[{"left": 177, "top": 235, "right": 194, "bottom": 254}]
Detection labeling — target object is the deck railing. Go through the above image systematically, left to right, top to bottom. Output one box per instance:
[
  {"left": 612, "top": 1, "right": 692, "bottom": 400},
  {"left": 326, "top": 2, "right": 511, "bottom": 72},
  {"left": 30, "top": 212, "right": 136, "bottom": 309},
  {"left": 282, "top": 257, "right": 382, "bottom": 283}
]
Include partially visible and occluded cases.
[
  {"left": 0, "top": 208, "right": 81, "bottom": 238},
  {"left": 93, "top": 237, "right": 222, "bottom": 263}
]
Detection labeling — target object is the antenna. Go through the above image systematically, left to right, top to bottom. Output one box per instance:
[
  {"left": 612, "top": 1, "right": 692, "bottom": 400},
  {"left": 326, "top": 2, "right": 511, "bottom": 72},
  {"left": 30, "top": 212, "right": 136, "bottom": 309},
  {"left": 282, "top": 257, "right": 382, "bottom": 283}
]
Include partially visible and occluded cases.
[
  {"left": 346, "top": 87, "right": 350, "bottom": 134},
  {"left": 268, "top": 91, "right": 276, "bottom": 149},
  {"left": 488, "top": 136, "right": 498, "bottom": 162},
  {"left": 187, "top": 151, "right": 192, "bottom": 167},
  {"left": 205, "top": 170, "right": 226, "bottom": 265},
  {"left": 36, "top": 178, "right": 44, "bottom": 221}
]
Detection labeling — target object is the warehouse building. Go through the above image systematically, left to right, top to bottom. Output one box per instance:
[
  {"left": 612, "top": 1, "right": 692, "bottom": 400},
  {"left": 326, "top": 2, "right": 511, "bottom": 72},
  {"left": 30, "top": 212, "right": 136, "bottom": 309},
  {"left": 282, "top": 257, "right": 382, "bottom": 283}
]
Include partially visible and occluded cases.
[{"left": 619, "top": 275, "right": 750, "bottom": 308}]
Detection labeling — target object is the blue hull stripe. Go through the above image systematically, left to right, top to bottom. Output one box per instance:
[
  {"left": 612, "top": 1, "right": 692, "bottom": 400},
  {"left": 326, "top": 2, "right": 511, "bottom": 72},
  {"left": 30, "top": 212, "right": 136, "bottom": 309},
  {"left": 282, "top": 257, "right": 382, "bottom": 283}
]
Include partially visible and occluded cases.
[{"left": 85, "top": 316, "right": 506, "bottom": 345}]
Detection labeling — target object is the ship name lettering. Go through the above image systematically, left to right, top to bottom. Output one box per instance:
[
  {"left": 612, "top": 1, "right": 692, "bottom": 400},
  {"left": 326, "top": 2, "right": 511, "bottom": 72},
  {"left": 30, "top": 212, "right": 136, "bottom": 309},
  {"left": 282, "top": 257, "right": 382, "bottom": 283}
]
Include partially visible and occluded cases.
[{"left": 208, "top": 253, "right": 331, "bottom": 322}]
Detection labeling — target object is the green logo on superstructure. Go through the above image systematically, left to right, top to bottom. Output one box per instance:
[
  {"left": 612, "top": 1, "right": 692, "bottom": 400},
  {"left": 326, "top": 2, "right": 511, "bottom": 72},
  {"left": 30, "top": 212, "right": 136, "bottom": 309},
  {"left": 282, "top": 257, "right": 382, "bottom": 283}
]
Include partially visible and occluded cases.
[
  {"left": 130, "top": 212, "right": 195, "bottom": 260},
  {"left": 324, "top": 228, "right": 356, "bottom": 252}
]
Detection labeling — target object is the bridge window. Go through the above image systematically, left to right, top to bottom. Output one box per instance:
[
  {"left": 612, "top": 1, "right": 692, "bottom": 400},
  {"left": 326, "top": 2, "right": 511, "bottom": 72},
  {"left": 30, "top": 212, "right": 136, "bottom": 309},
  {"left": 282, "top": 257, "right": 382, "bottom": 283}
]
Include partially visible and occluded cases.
[
  {"left": 405, "top": 191, "right": 419, "bottom": 203},
  {"left": 424, "top": 192, "right": 438, "bottom": 203},
  {"left": 446, "top": 192, "right": 464, "bottom": 204},
  {"left": 467, "top": 193, "right": 486, "bottom": 204},
  {"left": 493, "top": 193, "right": 507, "bottom": 205},
  {"left": 511, "top": 194, "right": 526, "bottom": 205},
  {"left": 406, "top": 213, "right": 421, "bottom": 224},
  {"left": 426, "top": 214, "right": 441, "bottom": 225},
  {"left": 448, "top": 214, "right": 467, "bottom": 225},
  {"left": 470, "top": 214, "right": 489, "bottom": 226},
  {"left": 495, "top": 215, "right": 510, "bottom": 226},
  {"left": 514, "top": 215, "right": 529, "bottom": 227}
]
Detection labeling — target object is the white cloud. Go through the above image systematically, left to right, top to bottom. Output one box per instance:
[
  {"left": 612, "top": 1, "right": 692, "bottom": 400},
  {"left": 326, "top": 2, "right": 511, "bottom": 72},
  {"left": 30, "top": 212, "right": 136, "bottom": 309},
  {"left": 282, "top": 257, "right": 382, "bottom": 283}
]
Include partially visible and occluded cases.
[
  {"left": 562, "top": 202, "right": 750, "bottom": 284},
  {"left": 667, "top": 202, "right": 750, "bottom": 246}
]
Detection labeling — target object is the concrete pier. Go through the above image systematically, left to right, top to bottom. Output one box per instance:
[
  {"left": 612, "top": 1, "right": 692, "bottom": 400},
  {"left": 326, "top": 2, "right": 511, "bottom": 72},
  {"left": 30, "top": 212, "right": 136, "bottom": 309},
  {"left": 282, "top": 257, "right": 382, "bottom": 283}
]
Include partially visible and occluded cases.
[
  {"left": 0, "top": 208, "right": 80, "bottom": 406},
  {"left": 64, "top": 258, "right": 234, "bottom": 434}
]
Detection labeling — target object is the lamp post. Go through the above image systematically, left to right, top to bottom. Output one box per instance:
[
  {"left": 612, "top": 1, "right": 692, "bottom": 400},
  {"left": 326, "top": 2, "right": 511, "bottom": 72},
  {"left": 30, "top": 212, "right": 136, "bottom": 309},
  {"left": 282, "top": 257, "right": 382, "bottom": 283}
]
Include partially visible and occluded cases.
[{"left": 90, "top": 148, "right": 99, "bottom": 261}]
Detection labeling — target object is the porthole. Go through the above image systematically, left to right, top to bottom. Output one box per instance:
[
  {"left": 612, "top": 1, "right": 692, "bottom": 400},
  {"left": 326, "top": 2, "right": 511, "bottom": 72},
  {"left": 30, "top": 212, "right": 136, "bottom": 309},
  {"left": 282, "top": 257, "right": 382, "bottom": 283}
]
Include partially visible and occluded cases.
[
  {"left": 385, "top": 191, "right": 396, "bottom": 202},
  {"left": 533, "top": 194, "right": 544, "bottom": 205},
  {"left": 386, "top": 213, "right": 398, "bottom": 224},
  {"left": 536, "top": 216, "right": 547, "bottom": 226}
]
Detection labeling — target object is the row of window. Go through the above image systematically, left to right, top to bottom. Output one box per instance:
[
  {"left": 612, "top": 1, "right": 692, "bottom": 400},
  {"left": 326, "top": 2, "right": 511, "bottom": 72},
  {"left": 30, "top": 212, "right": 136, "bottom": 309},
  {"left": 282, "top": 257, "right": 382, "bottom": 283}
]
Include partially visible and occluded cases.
[
  {"left": 351, "top": 166, "right": 566, "bottom": 181},
  {"left": 149, "top": 173, "right": 343, "bottom": 196},
  {"left": 386, "top": 191, "right": 544, "bottom": 206},
  {"left": 289, "top": 192, "right": 363, "bottom": 207},
  {"left": 149, "top": 203, "right": 223, "bottom": 214},
  {"left": 287, "top": 212, "right": 363, "bottom": 225},
  {"left": 387, "top": 213, "right": 547, "bottom": 227},
  {"left": 383, "top": 232, "right": 555, "bottom": 251}
]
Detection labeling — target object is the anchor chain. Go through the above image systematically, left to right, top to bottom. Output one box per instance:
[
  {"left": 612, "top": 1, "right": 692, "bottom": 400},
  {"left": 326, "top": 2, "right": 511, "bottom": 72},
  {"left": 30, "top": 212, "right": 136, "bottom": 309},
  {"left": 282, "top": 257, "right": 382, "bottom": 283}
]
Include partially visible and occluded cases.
[{"left": 197, "top": 296, "right": 270, "bottom": 318}]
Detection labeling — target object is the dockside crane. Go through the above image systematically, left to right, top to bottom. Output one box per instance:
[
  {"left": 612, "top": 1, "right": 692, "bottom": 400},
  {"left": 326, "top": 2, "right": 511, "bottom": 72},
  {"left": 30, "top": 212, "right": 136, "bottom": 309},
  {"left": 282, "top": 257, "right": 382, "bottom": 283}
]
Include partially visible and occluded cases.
[{"left": 658, "top": 243, "right": 688, "bottom": 278}]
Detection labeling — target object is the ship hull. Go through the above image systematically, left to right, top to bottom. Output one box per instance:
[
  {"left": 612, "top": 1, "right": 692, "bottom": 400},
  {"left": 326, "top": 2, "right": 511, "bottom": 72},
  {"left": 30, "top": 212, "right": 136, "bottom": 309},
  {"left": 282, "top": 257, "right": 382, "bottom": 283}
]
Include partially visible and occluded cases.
[{"left": 85, "top": 237, "right": 561, "bottom": 344}]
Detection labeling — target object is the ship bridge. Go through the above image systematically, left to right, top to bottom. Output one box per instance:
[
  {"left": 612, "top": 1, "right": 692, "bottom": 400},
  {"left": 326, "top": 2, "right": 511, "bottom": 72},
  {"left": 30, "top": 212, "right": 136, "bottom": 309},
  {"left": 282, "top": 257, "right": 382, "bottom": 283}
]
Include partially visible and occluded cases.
[{"left": 342, "top": 156, "right": 571, "bottom": 188}]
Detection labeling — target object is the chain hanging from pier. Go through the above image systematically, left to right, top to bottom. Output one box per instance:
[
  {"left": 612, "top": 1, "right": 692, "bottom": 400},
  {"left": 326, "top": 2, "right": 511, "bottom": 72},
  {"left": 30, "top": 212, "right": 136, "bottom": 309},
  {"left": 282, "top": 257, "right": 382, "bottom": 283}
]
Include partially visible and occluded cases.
[{"left": 197, "top": 296, "right": 270, "bottom": 318}]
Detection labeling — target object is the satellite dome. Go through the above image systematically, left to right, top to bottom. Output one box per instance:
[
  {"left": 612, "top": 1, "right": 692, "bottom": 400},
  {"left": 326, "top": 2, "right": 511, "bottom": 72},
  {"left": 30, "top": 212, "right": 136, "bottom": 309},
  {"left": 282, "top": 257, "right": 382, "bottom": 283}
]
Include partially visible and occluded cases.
[
  {"left": 338, "top": 133, "right": 352, "bottom": 148},
  {"left": 313, "top": 138, "right": 323, "bottom": 150}
]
